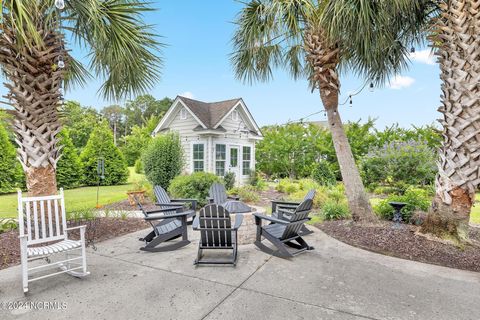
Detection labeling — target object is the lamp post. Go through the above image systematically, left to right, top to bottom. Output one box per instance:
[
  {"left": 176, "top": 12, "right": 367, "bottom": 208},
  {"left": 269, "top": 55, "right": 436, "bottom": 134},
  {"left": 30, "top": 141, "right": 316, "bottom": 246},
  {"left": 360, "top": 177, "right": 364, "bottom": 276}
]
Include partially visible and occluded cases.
[{"left": 96, "top": 157, "right": 105, "bottom": 209}]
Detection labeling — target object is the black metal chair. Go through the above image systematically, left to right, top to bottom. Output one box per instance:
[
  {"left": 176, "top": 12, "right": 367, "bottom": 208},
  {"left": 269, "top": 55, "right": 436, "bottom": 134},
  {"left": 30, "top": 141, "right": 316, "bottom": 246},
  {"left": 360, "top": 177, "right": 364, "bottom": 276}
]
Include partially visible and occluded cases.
[
  {"left": 206, "top": 183, "right": 239, "bottom": 206},
  {"left": 154, "top": 185, "right": 197, "bottom": 222},
  {"left": 271, "top": 189, "right": 316, "bottom": 236},
  {"left": 135, "top": 196, "right": 192, "bottom": 252},
  {"left": 253, "top": 199, "right": 314, "bottom": 259},
  {"left": 192, "top": 204, "right": 243, "bottom": 266}
]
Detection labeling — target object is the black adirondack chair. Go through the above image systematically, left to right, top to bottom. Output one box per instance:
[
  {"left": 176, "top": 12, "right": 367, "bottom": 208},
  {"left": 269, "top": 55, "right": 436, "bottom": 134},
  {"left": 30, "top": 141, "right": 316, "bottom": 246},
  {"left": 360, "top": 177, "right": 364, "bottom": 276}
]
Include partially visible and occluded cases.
[
  {"left": 206, "top": 183, "right": 239, "bottom": 206},
  {"left": 154, "top": 185, "right": 197, "bottom": 222},
  {"left": 271, "top": 189, "right": 316, "bottom": 236},
  {"left": 135, "top": 196, "right": 193, "bottom": 252},
  {"left": 253, "top": 199, "right": 314, "bottom": 258},
  {"left": 192, "top": 204, "right": 243, "bottom": 266}
]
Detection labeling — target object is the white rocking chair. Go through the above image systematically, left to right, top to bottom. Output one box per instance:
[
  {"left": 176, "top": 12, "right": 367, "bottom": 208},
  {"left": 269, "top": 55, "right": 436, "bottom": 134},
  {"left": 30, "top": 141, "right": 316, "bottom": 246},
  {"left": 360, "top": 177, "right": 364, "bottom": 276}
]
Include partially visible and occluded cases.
[{"left": 18, "top": 188, "right": 89, "bottom": 293}]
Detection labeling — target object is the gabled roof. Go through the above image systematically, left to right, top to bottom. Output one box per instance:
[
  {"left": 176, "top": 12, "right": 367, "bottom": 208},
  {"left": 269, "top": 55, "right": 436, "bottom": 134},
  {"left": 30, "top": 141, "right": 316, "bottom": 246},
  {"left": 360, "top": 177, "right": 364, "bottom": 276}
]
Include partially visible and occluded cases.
[
  {"left": 153, "top": 95, "right": 263, "bottom": 138},
  {"left": 178, "top": 96, "right": 241, "bottom": 129}
]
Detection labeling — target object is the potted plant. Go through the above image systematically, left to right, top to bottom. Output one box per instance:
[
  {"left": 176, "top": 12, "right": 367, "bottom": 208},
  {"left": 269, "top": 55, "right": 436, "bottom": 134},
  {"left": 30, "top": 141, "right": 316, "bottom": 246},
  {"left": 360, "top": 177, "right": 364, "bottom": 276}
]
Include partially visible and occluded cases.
[{"left": 127, "top": 180, "right": 149, "bottom": 206}]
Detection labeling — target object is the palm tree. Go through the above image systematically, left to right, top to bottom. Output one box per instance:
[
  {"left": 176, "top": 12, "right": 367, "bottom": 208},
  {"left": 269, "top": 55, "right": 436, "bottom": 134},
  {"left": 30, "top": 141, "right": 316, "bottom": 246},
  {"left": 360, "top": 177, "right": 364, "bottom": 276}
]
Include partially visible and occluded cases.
[
  {"left": 0, "top": 0, "right": 162, "bottom": 196},
  {"left": 231, "top": 0, "right": 426, "bottom": 222},
  {"left": 419, "top": 0, "right": 480, "bottom": 241}
]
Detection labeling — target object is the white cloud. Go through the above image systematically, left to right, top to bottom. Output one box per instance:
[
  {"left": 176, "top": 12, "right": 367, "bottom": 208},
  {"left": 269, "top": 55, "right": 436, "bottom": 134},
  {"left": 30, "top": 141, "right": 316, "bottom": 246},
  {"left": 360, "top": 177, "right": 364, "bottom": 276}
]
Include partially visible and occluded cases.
[
  {"left": 408, "top": 49, "right": 436, "bottom": 65},
  {"left": 389, "top": 75, "right": 415, "bottom": 90},
  {"left": 179, "top": 91, "right": 194, "bottom": 99}
]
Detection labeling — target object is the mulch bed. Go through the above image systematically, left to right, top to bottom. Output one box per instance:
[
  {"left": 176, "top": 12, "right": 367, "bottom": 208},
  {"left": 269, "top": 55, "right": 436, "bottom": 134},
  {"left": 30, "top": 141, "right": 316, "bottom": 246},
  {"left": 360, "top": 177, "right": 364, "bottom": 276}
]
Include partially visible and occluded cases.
[
  {"left": 256, "top": 187, "right": 285, "bottom": 207},
  {"left": 0, "top": 217, "right": 149, "bottom": 270},
  {"left": 316, "top": 220, "right": 480, "bottom": 273}
]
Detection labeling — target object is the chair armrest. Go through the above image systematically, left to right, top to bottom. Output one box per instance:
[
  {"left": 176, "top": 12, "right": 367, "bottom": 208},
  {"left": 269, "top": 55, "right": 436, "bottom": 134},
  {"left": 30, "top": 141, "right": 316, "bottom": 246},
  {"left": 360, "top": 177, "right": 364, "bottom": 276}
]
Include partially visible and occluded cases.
[
  {"left": 228, "top": 195, "right": 240, "bottom": 201},
  {"left": 171, "top": 199, "right": 197, "bottom": 211},
  {"left": 271, "top": 200, "right": 300, "bottom": 206},
  {"left": 155, "top": 203, "right": 184, "bottom": 207},
  {"left": 146, "top": 206, "right": 183, "bottom": 214},
  {"left": 144, "top": 211, "right": 190, "bottom": 221},
  {"left": 253, "top": 213, "right": 289, "bottom": 225},
  {"left": 233, "top": 214, "right": 243, "bottom": 230},
  {"left": 65, "top": 225, "right": 87, "bottom": 231},
  {"left": 19, "top": 234, "right": 28, "bottom": 239}
]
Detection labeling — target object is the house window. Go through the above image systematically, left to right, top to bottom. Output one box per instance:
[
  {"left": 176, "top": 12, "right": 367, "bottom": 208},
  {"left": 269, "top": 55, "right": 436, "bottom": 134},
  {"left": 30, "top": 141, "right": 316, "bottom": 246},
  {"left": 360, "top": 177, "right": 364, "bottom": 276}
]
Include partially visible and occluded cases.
[
  {"left": 180, "top": 108, "right": 187, "bottom": 120},
  {"left": 232, "top": 110, "right": 239, "bottom": 121},
  {"left": 193, "top": 143, "right": 204, "bottom": 172},
  {"left": 215, "top": 144, "right": 226, "bottom": 176},
  {"left": 242, "top": 146, "right": 251, "bottom": 175},
  {"left": 230, "top": 148, "right": 238, "bottom": 167}
]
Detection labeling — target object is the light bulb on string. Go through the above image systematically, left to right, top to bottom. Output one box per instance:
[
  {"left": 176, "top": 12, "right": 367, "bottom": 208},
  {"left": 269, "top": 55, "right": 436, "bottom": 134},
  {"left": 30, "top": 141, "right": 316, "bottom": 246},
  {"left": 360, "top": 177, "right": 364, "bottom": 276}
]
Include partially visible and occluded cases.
[
  {"left": 55, "top": 0, "right": 65, "bottom": 10},
  {"left": 410, "top": 47, "right": 415, "bottom": 53},
  {"left": 57, "top": 56, "right": 65, "bottom": 69},
  {"left": 369, "top": 82, "right": 374, "bottom": 92},
  {"left": 349, "top": 95, "right": 352, "bottom": 107},
  {"left": 333, "top": 110, "right": 337, "bottom": 116}
]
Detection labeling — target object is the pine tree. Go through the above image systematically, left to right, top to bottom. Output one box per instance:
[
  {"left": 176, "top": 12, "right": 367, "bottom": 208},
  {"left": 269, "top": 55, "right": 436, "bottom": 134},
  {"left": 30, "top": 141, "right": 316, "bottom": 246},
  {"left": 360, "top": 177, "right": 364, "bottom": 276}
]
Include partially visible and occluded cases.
[
  {"left": 0, "top": 118, "right": 24, "bottom": 193},
  {"left": 80, "top": 121, "right": 128, "bottom": 186},
  {"left": 56, "top": 128, "right": 83, "bottom": 189}
]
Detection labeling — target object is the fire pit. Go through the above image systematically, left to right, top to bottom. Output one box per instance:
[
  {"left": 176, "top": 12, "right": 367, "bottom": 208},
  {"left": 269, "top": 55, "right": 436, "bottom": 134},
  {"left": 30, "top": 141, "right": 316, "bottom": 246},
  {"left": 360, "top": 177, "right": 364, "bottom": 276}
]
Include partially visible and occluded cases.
[{"left": 223, "top": 201, "right": 261, "bottom": 245}]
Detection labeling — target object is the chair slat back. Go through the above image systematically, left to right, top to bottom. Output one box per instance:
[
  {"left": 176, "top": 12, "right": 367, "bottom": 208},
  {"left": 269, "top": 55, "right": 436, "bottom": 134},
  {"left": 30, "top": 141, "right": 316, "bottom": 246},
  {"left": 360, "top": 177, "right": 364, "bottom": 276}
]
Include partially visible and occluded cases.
[
  {"left": 209, "top": 183, "right": 228, "bottom": 205},
  {"left": 153, "top": 185, "right": 178, "bottom": 215},
  {"left": 18, "top": 189, "right": 67, "bottom": 245},
  {"left": 304, "top": 189, "right": 316, "bottom": 202},
  {"left": 281, "top": 199, "right": 312, "bottom": 239},
  {"left": 198, "top": 204, "right": 232, "bottom": 247}
]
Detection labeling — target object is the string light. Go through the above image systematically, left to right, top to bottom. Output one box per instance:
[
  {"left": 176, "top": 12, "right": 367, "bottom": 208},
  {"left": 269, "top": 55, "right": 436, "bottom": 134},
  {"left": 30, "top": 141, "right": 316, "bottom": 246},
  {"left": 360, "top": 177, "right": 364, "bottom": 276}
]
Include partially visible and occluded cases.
[
  {"left": 55, "top": 0, "right": 65, "bottom": 10},
  {"left": 410, "top": 47, "right": 415, "bottom": 53},
  {"left": 57, "top": 56, "right": 65, "bottom": 69},
  {"left": 369, "top": 82, "right": 374, "bottom": 92},
  {"left": 349, "top": 95, "right": 353, "bottom": 107}
]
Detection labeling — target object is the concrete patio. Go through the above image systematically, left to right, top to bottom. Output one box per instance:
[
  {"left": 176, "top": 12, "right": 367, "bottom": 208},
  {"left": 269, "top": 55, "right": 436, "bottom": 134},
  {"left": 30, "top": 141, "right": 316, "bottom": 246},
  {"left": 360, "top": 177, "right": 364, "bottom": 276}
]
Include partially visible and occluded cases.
[{"left": 1, "top": 226, "right": 479, "bottom": 320}]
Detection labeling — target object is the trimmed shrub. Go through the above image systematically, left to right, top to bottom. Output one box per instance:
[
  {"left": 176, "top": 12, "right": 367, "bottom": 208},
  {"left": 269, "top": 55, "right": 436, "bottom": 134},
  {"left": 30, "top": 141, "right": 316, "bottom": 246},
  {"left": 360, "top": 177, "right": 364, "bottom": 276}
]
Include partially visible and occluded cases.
[
  {"left": 0, "top": 119, "right": 24, "bottom": 193},
  {"left": 80, "top": 121, "right": 129, "bottom": 186},
  {"left": 56, "top": 128, "right": 83, "bottom": 189},
  {"left": 142, "top": 132, "right": 183, "bottom": 189},
  {"left": 134, "top": 158, "right": 144, "bottom": 174},
  {"left": 311, "top": 160, "right": 336, "bottom": 186},
  {"left": 223, "top": 171, "right": 235, "bottom": 190},
  {"left": 168, "top": 172, "right": 221, "bottom": 207},
  {"left": 373, "top": 187, "right": 431, "bottom": 222}
]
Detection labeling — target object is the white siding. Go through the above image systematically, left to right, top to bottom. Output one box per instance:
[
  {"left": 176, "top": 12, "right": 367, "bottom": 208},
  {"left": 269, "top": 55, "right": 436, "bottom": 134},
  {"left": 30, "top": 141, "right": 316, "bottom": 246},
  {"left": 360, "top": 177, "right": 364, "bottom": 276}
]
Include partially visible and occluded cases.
[{"left": 167, "top": 107, "right": 202, "bottom": 173}]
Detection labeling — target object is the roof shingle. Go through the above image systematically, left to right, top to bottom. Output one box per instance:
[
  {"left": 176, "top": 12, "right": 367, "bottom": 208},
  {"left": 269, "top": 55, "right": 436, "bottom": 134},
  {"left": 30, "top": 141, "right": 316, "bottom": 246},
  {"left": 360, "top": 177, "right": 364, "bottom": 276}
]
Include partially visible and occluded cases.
[{"left": 178, "top": 96, "right": 241, "bottom": 128}]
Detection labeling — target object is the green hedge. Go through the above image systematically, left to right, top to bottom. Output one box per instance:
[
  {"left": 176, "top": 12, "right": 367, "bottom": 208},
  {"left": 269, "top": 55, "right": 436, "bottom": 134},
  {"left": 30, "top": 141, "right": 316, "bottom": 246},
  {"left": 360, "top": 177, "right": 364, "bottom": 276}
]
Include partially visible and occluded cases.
[
  {"left": 0, "top": 119, "right": 24, "bottom": 193},
  {"left": 56, "top": 128, "right": 83, "bottom": 189},
  {"left": 142, "top": 132, "right": 183, "bottom": 189},
  {"left": 168, "top": 172, "right": 221, "bottom": 207}
]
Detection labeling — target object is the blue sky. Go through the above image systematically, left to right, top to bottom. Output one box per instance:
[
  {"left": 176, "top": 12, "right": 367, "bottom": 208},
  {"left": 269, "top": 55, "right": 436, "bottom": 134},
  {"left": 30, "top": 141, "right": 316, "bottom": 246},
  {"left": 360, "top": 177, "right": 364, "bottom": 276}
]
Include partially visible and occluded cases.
[{"left": 1, "top": 0, "right": 441, "bottom": 129}]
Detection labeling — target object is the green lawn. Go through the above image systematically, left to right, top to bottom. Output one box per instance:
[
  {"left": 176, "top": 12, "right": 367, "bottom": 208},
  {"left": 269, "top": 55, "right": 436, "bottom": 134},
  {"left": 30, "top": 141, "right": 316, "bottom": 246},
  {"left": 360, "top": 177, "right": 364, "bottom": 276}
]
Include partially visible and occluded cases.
[{"left": 0, "top": 167, "right": 144, "bottom": 218}]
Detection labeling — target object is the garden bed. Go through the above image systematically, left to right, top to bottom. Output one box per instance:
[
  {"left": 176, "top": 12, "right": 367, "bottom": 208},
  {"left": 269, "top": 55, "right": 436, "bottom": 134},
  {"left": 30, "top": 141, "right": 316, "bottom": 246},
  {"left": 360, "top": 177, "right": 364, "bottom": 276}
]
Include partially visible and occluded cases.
[
  {"left": 0, "top": 217, "right": 149, "bottom": 270},
  {"left": 316, "top": 220, "right": 480, "bottom": 273}
]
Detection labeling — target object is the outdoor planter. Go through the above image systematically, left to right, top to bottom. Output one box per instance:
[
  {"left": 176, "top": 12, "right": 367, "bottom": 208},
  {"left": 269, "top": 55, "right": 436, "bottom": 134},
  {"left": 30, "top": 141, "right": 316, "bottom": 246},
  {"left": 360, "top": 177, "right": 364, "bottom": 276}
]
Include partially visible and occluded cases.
[{"left": 127, "top": 190, "right": 146, "bottom": 206}]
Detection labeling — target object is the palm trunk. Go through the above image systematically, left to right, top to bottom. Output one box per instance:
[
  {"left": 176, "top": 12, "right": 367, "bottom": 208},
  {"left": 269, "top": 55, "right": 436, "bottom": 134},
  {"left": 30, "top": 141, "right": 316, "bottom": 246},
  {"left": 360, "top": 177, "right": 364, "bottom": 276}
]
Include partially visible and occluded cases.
[
  {"left": 421, "top": 0, "right": 479, "bottom": 241},
  {"left": 0, "top": 27, "right": 64, "bottom": 196},
  {"left": 305, "top": 29, "right": 376, "bottom": 223}
]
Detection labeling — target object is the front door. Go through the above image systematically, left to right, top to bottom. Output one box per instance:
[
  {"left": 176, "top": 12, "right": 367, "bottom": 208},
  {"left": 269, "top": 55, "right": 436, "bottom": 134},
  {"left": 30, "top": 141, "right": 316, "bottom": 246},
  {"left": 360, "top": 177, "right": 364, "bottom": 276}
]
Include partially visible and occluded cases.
[{"left": 229, "top": 146, "right": 240, "bottom": 182}]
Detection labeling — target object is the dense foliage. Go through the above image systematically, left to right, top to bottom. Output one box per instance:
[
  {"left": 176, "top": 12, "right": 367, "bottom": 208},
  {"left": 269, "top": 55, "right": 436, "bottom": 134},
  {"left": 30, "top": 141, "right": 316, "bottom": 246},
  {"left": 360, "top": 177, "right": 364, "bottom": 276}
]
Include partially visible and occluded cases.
[
  {"left": 124, "top": 95, "right": 172, "bottom": 133},
  {"left": 59, "top": 101, "right": 101, "bottom": 151},
  {"left": 121, "top": 115, "right": 159, "bottom": 166},
  {"left": 0, "top": 116, "right": 24, "bottom": 193},
  {"left": 256, "top": 120, "right": 441, "bottom": 182},
  {"left": 80, "top": 122, "right": 129, "bottom": 186},
  {"left": 56, "top": 129, "right": 84, "bottom": 189},
  {"left": 142, "top": 133, "right": 183, "bottom": 189},
  {"left": 360, "top": 140, "right": 437, "bottom": 192},
  {"left": 311, "top": 160, "right": 336, "bottom": 186},
  {"left": 168, "top": 172, "right": 221, "bottom": 207},
  {"left": 223, "top": 172, "right": 236, "bottom": 190},
  {"left": 373, "top": 187, "right": 432, "bottom": 223}
]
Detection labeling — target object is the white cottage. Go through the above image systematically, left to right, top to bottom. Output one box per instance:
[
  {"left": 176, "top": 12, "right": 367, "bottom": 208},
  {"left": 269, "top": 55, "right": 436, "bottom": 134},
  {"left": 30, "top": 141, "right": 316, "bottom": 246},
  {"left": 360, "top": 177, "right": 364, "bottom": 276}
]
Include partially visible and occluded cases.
[{"left": 152, "top": 96, "right": 263, "bottom": 185}]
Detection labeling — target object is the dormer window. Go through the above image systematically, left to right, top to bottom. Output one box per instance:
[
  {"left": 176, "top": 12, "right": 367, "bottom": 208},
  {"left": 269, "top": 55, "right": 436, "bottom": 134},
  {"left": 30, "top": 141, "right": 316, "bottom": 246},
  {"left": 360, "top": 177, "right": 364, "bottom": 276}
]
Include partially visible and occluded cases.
[
  {"left": 180, "top": 108, "right": 187, "bottom": 120},
  {"left": 232, "top": 110, "right": 239, "bottom": 121}
]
